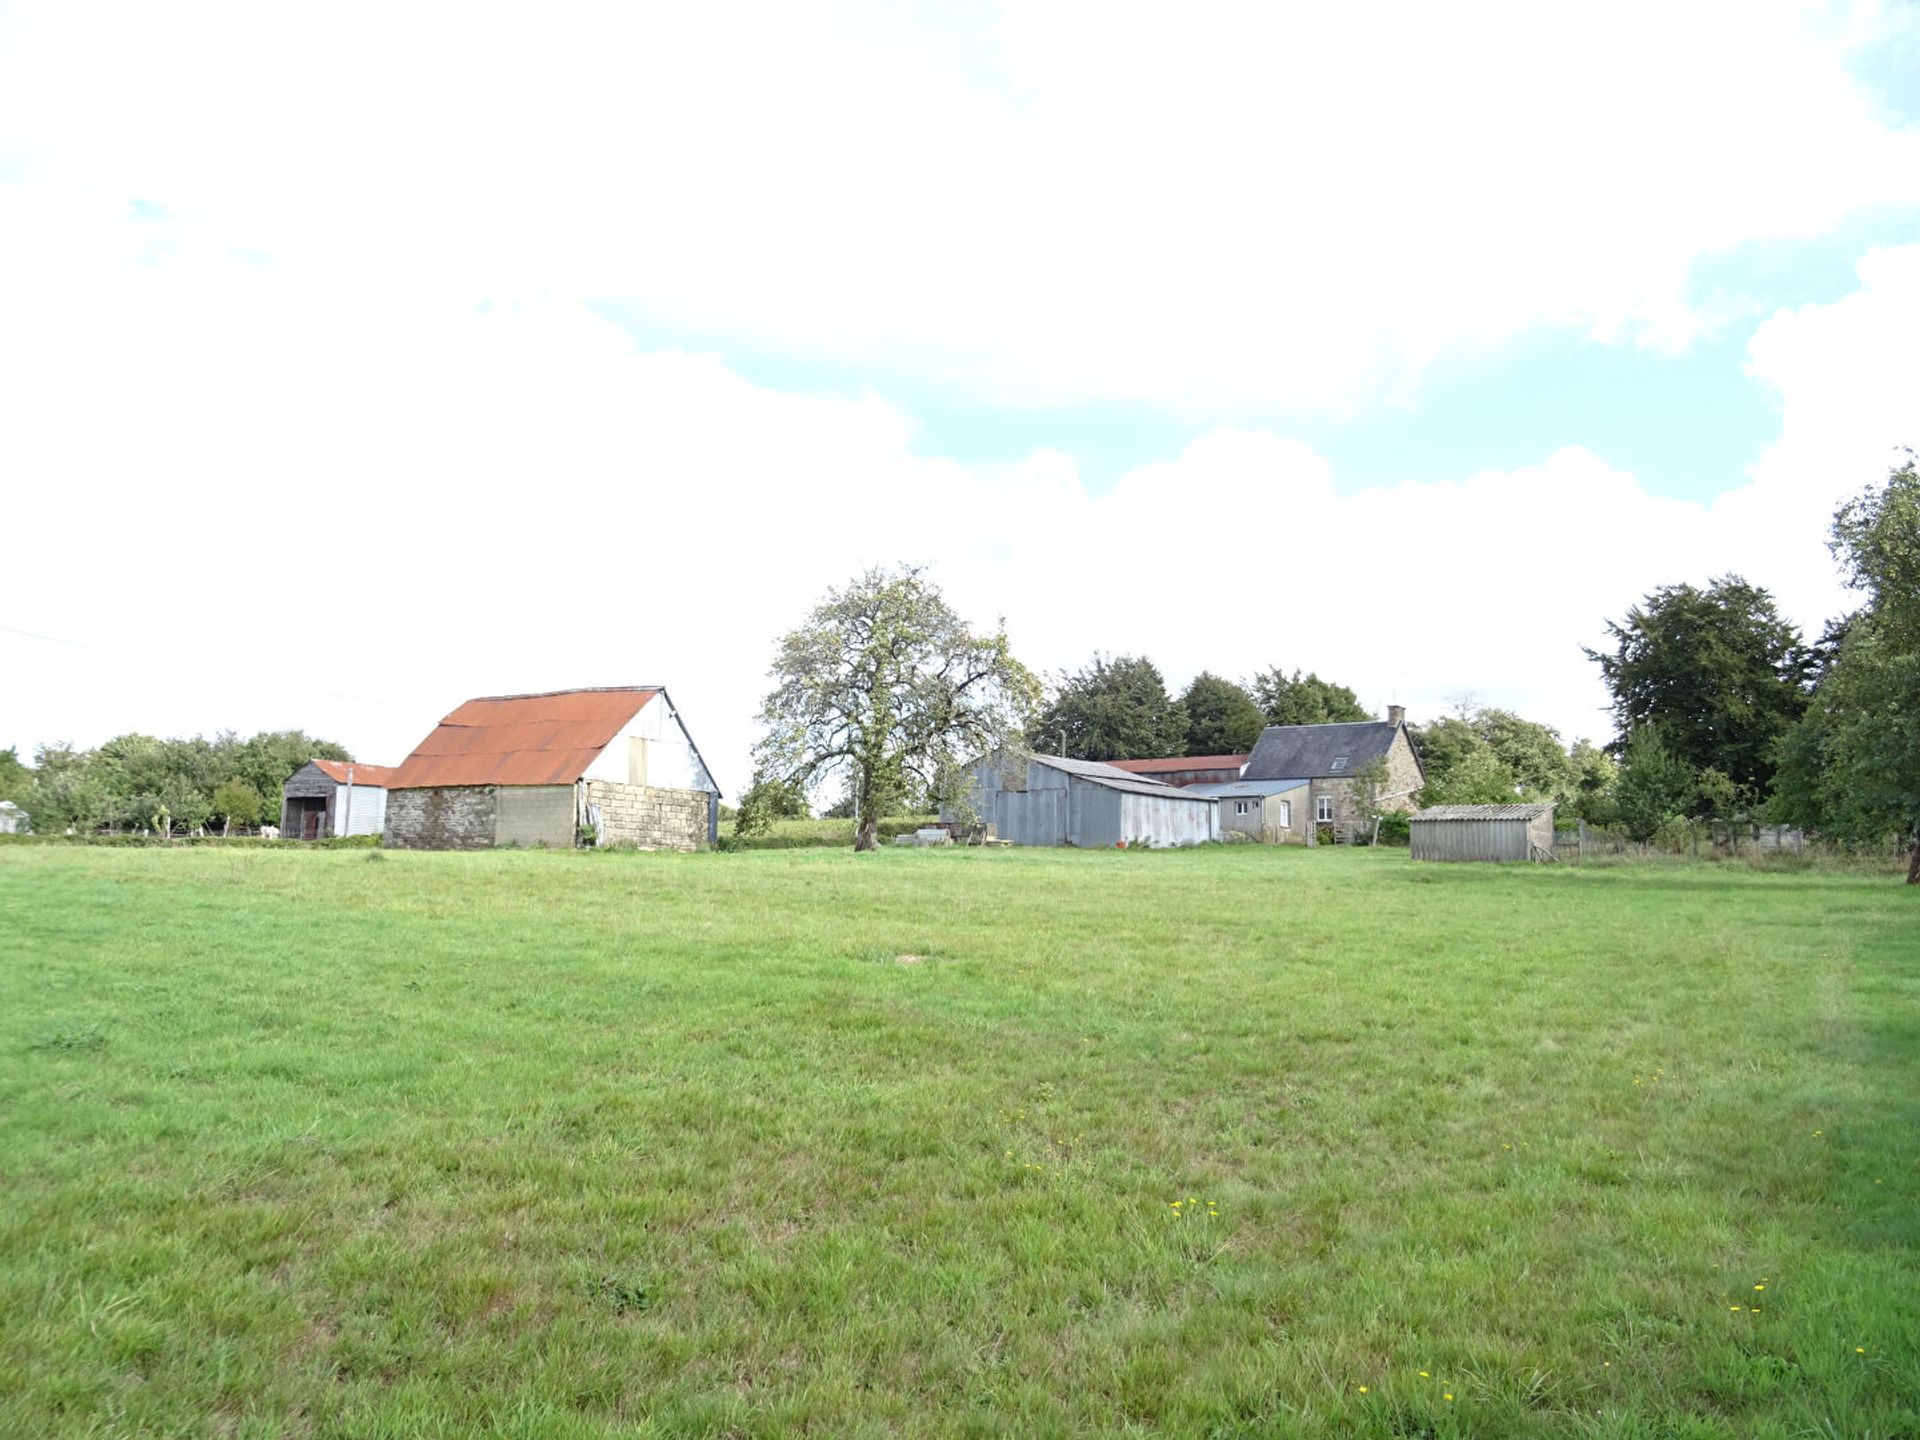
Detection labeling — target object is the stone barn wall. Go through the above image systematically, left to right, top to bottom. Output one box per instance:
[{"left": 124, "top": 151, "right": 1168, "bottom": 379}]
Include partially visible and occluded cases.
[
  {"left": 582, "top": 779, "right": 709, "bottom": 851},
  {"left": 385, "top": 786, "right": 497, "bottom": 850}
]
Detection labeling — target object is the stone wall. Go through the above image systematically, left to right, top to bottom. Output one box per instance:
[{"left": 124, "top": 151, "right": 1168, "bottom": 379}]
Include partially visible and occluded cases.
[
  {"left": 582, "top": 779, "right": 709, "bottom": 851},
  {"left": 386, "top": 785, "right": 497, "bottom": 850}
]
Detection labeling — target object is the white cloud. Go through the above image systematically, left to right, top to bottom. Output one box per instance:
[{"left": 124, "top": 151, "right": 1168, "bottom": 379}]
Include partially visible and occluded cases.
[
  {"left": 0, "top": 0, "right": 1915, "bottom": 416},
  {"left": 3, "top": 157, "right": 1916, "bottom": 786}
]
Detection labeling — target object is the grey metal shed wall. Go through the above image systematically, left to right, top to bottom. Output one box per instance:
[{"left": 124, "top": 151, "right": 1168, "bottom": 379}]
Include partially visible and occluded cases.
[
  {"left": 1069, "top": 780, "right": 1123, "bottom": 847},
  {"left": 1410, "top": 817, "right": 1530, "bottom": 862}
]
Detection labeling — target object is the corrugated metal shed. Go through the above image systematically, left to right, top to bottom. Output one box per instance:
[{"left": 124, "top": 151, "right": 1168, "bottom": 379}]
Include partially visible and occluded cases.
[
  {"left": 388, "top": 688, "right": 660, "bottom": 789},
  {"left": 946, "top": 753, "right": 1219, "bottom": 847},
  {"left": 1029, "top": 754, "right": 1195, "bottom": 798},
  {"left": 1108, "top": 754, "right": 1248, "bottom": 775},
  {"left": 1410, "top": 803, "right": 1556, "bottom": 862},
  {"left": 1411, "top": 803, "right": 1553, "bottom": 820}
]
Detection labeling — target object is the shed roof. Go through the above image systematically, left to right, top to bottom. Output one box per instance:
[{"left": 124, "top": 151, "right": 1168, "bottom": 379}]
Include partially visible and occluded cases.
[
  {"left": 388, "top": 687, "right": 660, "bottom": 789},
  {"left": 1243, "top": 720, "right": 1413, "bottom": 780},
  {"left": 1030, "top": 753, "right": 1217, "bottom": 801},
  {"left": 1107, "top": 754, "right": 1248, "bottom": 775},
  {"left": 312, "top": 759, "right": 398, "bottom": 788},
  {"left": 1187, "top": 777, "right": 1309, "bottom": 798},
  {"left": 1410, "top": 803, "right": 1555, "bottom": 821}
]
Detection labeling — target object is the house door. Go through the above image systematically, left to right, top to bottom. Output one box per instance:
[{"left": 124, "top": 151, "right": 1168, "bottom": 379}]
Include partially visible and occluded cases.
[{"left": 301, "top": 803, "right": 325, "bottom": 840}]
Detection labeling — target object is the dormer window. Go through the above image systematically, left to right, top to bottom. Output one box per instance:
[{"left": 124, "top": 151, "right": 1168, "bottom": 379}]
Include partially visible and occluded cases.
[{"left": 1329, "top": 756, "right": 1349, "bottom": 772}]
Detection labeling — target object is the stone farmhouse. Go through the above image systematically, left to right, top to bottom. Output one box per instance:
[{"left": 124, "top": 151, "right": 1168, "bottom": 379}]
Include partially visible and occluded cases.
[
  {"left": 384, "top": 687, "right": 721, "bottom": 851},
  {"left": 1194, "top": 706, "right": 1423, "bottom": 843}
]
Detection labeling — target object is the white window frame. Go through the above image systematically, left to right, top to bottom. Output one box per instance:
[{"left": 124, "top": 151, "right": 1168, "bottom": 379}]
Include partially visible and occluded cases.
[
  {"left": 1329, "top": 756, "right": 1348, "bottom": 772},
  {"left": 1316, "top": 793, "right": 1334, "bottom": 823},
  {"left": 1234, "top": 799, "right": 1253, "bottom": 816},
  {"left": 1278, "top": 799, "right": 1291, "bottom": 828}
]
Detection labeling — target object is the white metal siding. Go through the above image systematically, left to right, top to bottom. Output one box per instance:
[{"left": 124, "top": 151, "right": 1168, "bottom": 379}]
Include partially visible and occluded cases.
[
  {"left": 582, "top": 696, "right": 717, "bottom": 794},
  {"left": 333, "top": 783, "right": 387, "bottom": 837},
  {"left": 1118, "top": 790, "right": 1218, "bottom": 847}
]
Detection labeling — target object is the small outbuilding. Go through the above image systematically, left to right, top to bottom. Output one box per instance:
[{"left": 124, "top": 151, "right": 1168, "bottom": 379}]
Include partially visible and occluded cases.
[
  {"left": 944, "top": 752, "right": 1219, "bottom": 848},
  {"left": 282, "top": 760, "right": 397, "bottom": 839},
  {"left": 1187, "top": 777, "right": 1309, "bottom": 842},
  {"left": 0, "top": 799, "right": 28, "bottom": 834},
  {"left": 1409, "top": 803, "right": 1556, "bottom": 862}
]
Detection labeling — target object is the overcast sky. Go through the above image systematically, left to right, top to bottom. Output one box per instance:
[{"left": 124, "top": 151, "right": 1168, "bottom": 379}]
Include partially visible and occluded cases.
[{"left": 3, "top": 1, "right": 1918, "bottom": 793}]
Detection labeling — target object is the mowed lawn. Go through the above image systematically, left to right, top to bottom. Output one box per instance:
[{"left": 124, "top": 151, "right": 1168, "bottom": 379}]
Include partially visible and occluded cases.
[{"left": 0, "top": 846, "right": 1914, "bottom": 1439}]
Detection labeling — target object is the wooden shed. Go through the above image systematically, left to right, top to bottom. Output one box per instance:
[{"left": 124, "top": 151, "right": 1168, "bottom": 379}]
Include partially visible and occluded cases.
[
  {"left": 282, "top": 760, "right": 397, "bottom": 839},
  {"left": 1409, "top": 803, "right": 1556, "bottom": 862}
]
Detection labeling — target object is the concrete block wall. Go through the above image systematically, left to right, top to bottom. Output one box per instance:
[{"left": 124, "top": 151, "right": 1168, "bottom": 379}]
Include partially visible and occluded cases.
[
  {"left": 583, "top": 779, "right": 709, "bottom": 851},
  {"left": 386, "top": 786, "right": 497, "bottom": 850}
]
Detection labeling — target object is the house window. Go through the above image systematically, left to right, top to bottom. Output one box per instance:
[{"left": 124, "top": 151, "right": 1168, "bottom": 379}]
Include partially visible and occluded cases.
[
  {"left": 1329, "top": 756, "right": 1349, "bottom": 772},
  {"left": 1316, "top": 794, "right": 1334, "bottom": 823},
  {"left": 1235, "top": 799, "right": 1254, "bottom": 816},
  {"left": 1278, "top": 800, "right": 1291, "bottom": 827}
]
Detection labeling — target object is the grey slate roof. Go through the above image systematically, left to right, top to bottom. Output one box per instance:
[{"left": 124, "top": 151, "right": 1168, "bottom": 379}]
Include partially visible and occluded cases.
[
  {"left": 1242, "top": 720, "right": 1409, "bottom": 780},
  {"left": 1029, "top": 753, "right": 1217, "bottom": 802},
  {"left": 1187, "top": 778, "right": 1309, "bottom": 798},
  {"left": 1411, "top": 803, "right": 1554, "bottom": 821}
]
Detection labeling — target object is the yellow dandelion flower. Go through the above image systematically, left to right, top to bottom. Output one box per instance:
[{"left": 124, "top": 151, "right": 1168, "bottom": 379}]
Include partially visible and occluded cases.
[
  {"left": 1754, "top": 1284, "right": 1765, "bottom": 1291},
  {"left": 1730, "top": 1305, "right": 1742, "bottom": 1311},
  {"left": 1856, "top": 1347, "right": 1866, "bottom": 1354},
  {"left": 1419, "top": 1371, "right": 1430, "bottom": 1378},
  {"left": 1357, "top": 1386, "right": 1368, "bottom": 1394},
  {"left": 1443, "top": 1393, "right": 1454, "bottom": 1402}
]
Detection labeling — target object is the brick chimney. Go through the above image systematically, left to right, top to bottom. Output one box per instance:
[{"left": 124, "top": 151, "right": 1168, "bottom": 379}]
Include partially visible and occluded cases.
[{"left": 1387, "top": 704, "right": 1406, "bottom": 727}]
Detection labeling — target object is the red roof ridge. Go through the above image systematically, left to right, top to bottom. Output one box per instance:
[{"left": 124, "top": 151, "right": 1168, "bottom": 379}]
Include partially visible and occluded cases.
[
  {"left": 463, "top": 685, "right": 661, "bottom": 704},
  {"left": 1108, "top": 753, "right": 1248, "bottom": 772},
  {"left": 312, "top": 759, "right": 398, "bottom": 786}
]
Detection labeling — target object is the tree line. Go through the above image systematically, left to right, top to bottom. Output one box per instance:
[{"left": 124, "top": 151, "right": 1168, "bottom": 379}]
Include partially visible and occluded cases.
[
  {"left": 1591, "top": 458, "right": 1920, "bottom": 879},
  {"left": 2, "top": 731, "right": 352, "bottom": 837}
]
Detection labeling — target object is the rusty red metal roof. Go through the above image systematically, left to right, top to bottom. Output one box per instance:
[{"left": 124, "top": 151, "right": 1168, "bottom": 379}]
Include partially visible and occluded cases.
[
  {"left": 387, "top": 688, "right": 660, "bottom": 789},
  {"left": 1107, "top": 754, "right": 1248, "bottom": 774},
  {"left": 312, "top": 759, "right": 398, "bottom": 788}
]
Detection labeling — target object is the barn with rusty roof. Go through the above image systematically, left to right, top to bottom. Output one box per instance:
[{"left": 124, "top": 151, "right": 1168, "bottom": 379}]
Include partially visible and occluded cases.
[{"left": 384, "top": 687, "right": 721, "bottom": 851}]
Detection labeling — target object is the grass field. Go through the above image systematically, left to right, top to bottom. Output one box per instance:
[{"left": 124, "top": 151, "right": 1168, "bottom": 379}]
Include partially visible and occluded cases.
[{"left": 1, "top": 844, "right": 1914, "bottom": 1439}]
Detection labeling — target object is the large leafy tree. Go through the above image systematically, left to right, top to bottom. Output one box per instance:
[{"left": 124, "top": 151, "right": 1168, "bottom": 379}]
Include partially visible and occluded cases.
[
  {"left": 1771, "top": 458, "right": 1920, "bottom": 882},
  {"left": 752, "top": 566, "right": 1039, "bottom": 851},
  {"left": 1587, "top": 575, "right": 1811, "bottom": 792},
  {"left": 1031, "top": 654, "right": 1186, "bottom": 761},
  {"left": 1250, "top": 668, "right": 1369, "bottom": 726},
  {"left": 1179, "top": 672, "right": 1266, "bottom": 756},
  {"left": 1412, "top": 705, "right": 1575, "bottom": 805},
  {"left": 1614, "top": 726, "right": 1695, "bottom": 842},
  {"left": 1567, "top": 739, "right": 1619, "bottom": 824},
  {"left": 0, "top": 746, "right": 30, "bottom": 806}
]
